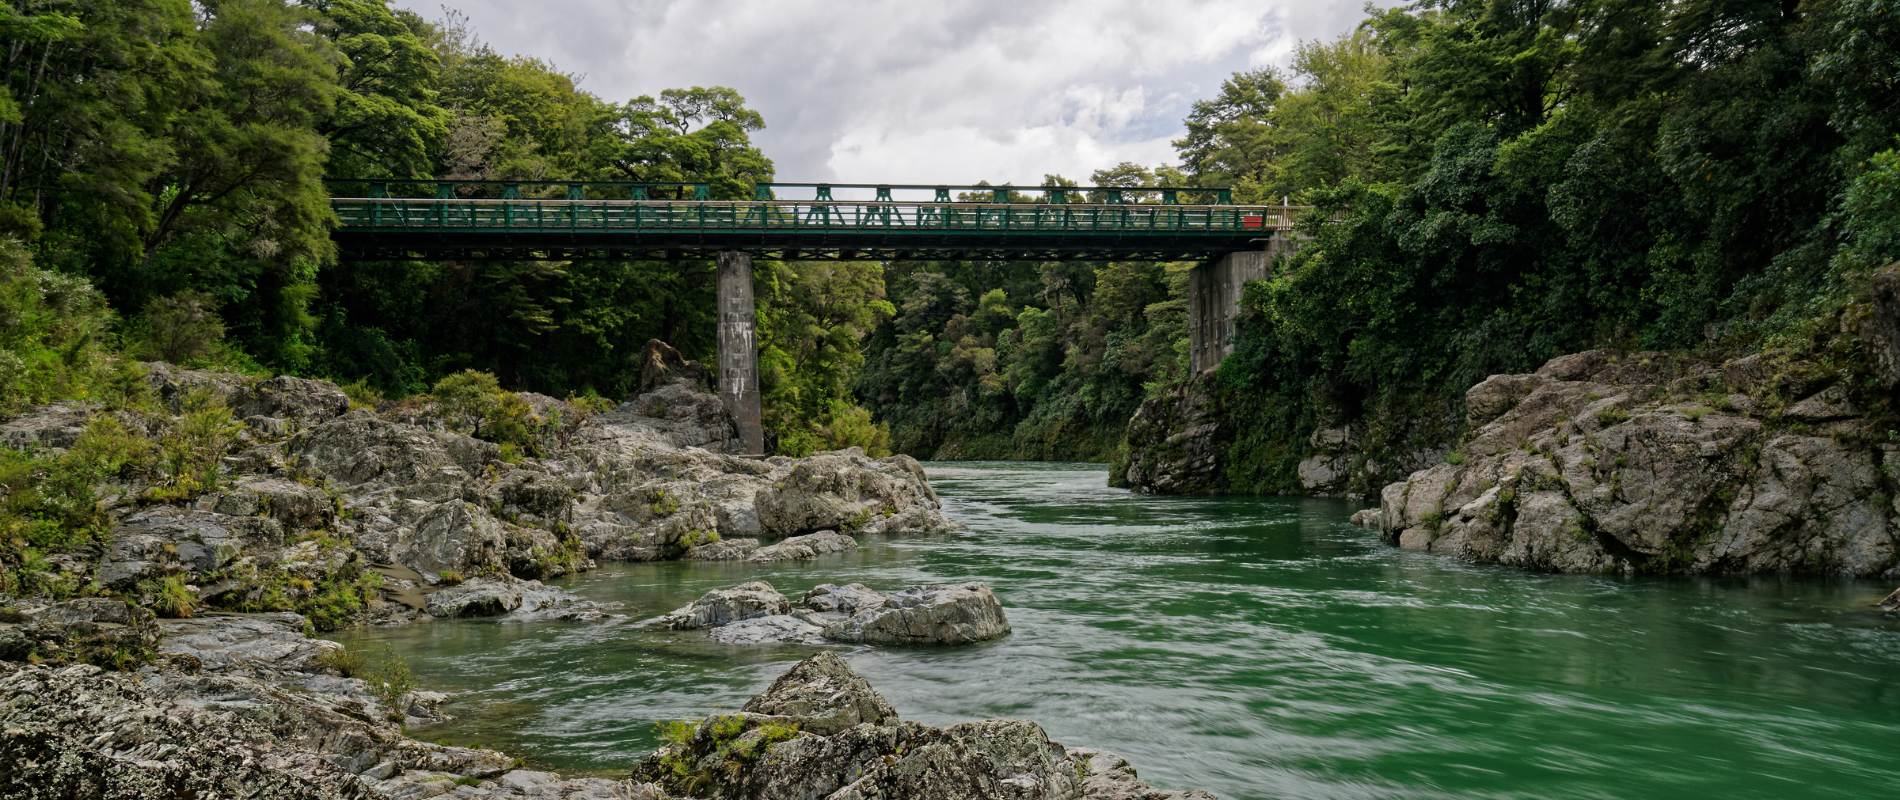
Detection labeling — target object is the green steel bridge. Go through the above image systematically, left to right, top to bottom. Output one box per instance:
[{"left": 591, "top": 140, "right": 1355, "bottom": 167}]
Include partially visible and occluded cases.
[
  {"left": 326, "top": 178, "right": 1303, "bottom": 454},
  {"left": 328, "top": 179, "right": 1299, "bottom": 262}
]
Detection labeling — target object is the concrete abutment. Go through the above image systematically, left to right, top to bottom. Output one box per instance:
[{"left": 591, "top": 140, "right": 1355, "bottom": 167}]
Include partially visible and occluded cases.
[{"left": 1188, "top": 234, "right": 1302, "bottom": 374}]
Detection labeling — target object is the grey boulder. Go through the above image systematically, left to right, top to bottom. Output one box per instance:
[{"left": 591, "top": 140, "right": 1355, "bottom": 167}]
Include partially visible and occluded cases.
[
  {"left": 749, "top": 530, "right": 856, "bottom": 562},
  {"left": 425, "top": 577, "right": 525, "bottom": 618},
  {"left": 657, "top": 581, "right": 791, "bottom": 630},
  {"left": 820, "top": 583, "right": 1010, "bottom": 646}
]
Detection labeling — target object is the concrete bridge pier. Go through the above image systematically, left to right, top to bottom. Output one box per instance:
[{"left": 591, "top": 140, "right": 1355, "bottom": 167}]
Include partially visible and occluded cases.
[
  {"left": 1189, "top": 234, "right": 1300, "bottom": 374},
  {"left": 716, "top": 251, "right": 765, "bottom": 454}
]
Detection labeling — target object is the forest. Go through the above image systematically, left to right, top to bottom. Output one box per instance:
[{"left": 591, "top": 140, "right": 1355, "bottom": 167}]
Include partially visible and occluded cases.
[{"left": 3, "top": 0, "right": 1898, "bottom": 470}]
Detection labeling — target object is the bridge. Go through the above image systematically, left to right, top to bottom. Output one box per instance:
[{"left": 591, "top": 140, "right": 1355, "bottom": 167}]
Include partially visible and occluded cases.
[{"left": 328, "top": 180, "right": 1305, "bottom": 452}]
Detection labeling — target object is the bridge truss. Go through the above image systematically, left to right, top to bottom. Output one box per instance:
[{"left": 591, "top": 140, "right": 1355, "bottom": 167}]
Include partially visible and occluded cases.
[{"left": 329, "top": 180, "right": 1300, "bottom": 262}]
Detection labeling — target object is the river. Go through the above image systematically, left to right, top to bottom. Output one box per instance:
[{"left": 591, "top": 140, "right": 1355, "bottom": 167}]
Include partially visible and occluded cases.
[{"left": 336, "top": 462, "right": 1900, "bottom": 799}]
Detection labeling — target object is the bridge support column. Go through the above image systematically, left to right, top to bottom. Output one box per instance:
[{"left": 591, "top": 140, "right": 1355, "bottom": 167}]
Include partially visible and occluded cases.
[
  {"left": 1189, "top": 235, "right": 1301, "bottom": 374},
  {"left": 716, "top": 251, "right": 765, "bottom": 455}
]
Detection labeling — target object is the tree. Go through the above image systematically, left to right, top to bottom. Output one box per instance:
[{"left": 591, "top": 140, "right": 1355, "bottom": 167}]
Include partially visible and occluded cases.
[
  {"left": 305, "top": 0, "right": 448, "bottom": 178},
  {"left": 615, "top": 87, "right": 773, "bottom": 199}
]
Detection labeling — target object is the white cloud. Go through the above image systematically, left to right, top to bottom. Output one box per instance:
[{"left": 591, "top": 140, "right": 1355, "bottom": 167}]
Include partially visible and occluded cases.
[{"left": 397, "top": 0, "right": 1377, "bottom": 183}]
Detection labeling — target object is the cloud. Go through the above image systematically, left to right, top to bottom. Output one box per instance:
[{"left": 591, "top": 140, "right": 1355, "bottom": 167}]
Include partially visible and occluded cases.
[{"left": 395, "top": 0, "right": 1376, "bottom": 183}]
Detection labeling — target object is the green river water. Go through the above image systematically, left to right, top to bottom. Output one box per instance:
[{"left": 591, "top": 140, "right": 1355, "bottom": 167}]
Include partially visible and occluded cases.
[{"left": 336, "top": 462, "right": 1900, "bottom": 799}]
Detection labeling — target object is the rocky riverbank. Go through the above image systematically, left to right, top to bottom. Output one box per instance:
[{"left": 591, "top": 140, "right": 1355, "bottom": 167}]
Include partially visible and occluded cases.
[
  {"left": 0, "top": 342, "right": 951, "bottom": 630},
  {"left": 1372, "top": 347, "right": 1900, "bottom": 578},
  {"left": 0, "top": 602, "right": 1208, "bottom": 799}
]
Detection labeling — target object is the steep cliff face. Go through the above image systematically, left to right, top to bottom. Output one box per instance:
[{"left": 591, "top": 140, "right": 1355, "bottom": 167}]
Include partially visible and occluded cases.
[
  {"left": 1375, "top": 346, "right": 1899, "bottom": 577},
  {"left": 1115, "top": 373, "right": 1449, "bottom": 498},
  {"left": 1112, "top": 374, "right": 1227, "bottom": 494}
]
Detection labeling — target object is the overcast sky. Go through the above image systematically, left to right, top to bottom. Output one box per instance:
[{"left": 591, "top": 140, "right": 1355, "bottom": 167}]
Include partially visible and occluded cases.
[{"left": 394, "top": 1, "right": 1378, "bottom": 185}]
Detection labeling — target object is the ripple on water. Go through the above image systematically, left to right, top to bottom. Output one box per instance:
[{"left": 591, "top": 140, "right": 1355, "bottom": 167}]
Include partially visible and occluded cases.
[{"left": 335, "top": 462, "right": 1900, "bottom": 800}]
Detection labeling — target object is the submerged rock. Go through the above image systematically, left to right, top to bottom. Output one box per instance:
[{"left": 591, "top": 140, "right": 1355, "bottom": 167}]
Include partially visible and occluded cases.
[
  {"left": 750, "top": 530, "right": 857, "bottom": 562},
  {"left": 634, "top": 652, "right": 1211, "bottom": 800}
]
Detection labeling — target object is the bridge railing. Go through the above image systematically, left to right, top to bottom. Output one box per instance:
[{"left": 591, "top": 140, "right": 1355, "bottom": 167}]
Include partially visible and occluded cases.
[
  {"left": 326, "top": 178, "right": 721, "bottom": 201},
  {"left": 325, "top": 179, "right": 1246, "bottom": 206},
  {"left": 329, "top": 197, "right": 1301, "bottom": 234}
]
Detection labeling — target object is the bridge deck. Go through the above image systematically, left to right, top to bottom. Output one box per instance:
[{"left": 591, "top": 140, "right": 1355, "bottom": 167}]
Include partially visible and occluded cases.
[{"left": 331, "top": 197, "right": 1299, "bottom": 261}]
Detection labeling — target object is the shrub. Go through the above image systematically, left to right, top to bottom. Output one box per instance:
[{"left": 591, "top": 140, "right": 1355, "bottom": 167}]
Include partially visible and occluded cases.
[
  {"left": 0, "top": 238, "right": 119, "bottom": 412},
  {"left": 137, "top": 291, "right": 226, "bottom": 365},
  {"left": 431, "top": 370, "right": 540, "bottom": 452},
  {"left": 339, "top": 379, "right": 385, "bottom": 409},
  {"left": 146, "top": 391, "right": 242, "bottom": 502},
  {"left": 818, "top": 403, "right": 892, "bottom": 456},
  {"left": 1594, "top": 407, "right": 1631, "bottom": 427},
  {"left": 0, "top": 416, "right": 161, "bottom": 594},
  {"left": 300, "top": 570, "right": 381, "bottom": 631},
  {"left": 144, "top": 574, "right": 196, "bottom": 618},
  {"left": 315, "top": 644, "right": 364, "bottom": 677},
  {"left": 365, "top": 646, "right": 416, "bottom": 711}
]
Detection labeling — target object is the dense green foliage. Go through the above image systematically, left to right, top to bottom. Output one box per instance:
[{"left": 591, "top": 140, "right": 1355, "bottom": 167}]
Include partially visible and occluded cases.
[
  {"left": 0, "top": 0, "right": 889, "bottom": 455},
  {"left": 5, "top": 0, "right": 1898, "bottom": 476},
  {"left": 1165, "top": 0, "right": 1900, "bottom": 493},
  {"left": 856, "top": 170, "right": 1193, "bottom": 459}
]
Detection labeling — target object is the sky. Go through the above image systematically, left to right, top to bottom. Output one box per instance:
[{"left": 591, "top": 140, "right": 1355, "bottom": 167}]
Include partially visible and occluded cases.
[{"left": 393, "top": 1, "right": 1380, "bottom": 185}]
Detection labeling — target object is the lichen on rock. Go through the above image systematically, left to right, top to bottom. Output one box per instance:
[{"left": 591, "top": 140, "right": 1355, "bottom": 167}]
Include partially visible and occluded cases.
[{"left": 1376, "top": 349, "right": 1900, "bottom": 577}]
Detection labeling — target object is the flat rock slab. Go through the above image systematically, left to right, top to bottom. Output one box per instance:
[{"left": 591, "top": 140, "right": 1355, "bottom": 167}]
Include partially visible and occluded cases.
[
  {"left": 750, "top": 530, "right": 856, "bottom": 562},
  {"left": 425, "top": 577, "right": 524, "bottom": 618},
  {"left": 159, "top": 613, "right": 340, "bottom": 673}
]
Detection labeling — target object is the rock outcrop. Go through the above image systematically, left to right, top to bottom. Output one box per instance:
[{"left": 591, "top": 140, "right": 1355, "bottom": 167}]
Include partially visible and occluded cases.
[
  {"left": 1377, "top": 349, "right": 1900, "bottom": 577},
  {"left": 1, "top": 350, "right": 953, "bottom": 630},
  {"left": 1115, "top": 374, "right": 1226, "bottom": 494},
  {"left": 653, "top": 581, "right": 1011, "bottom": 646},
  {"left": 0, "top": 599, "right": 160, "bottom": 669},
  {"left": 0, "top": 611, "right": 664, "bottom": 799},
  {"left": 2, "top": 614, "right": 1208, "bottom": 799},
  {"left": 633, "top": 652, "right": 1212, "bottom": 800}
]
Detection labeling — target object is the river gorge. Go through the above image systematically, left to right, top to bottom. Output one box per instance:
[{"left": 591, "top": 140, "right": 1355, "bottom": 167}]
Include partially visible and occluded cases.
[{"left": 339, "top": 462, "right": 1900, "bottom": 800}]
